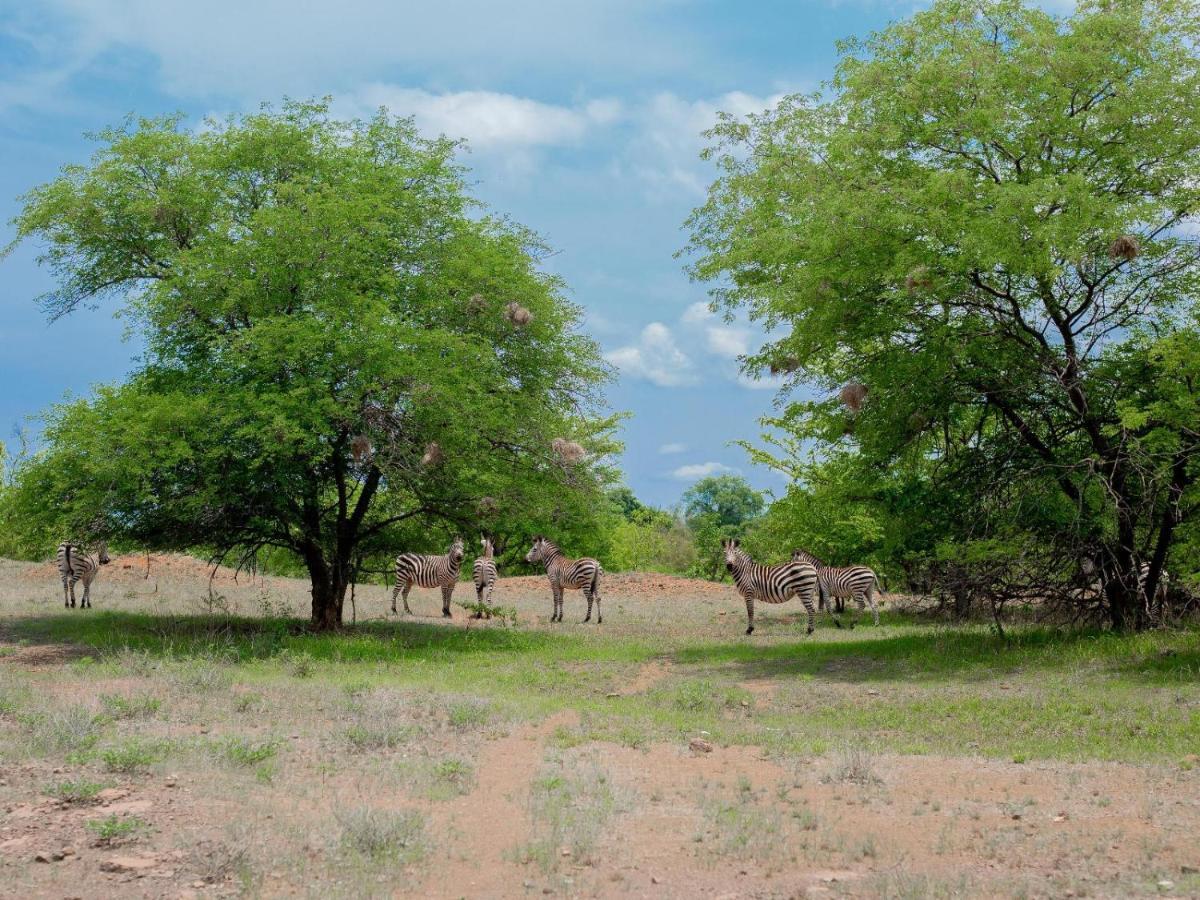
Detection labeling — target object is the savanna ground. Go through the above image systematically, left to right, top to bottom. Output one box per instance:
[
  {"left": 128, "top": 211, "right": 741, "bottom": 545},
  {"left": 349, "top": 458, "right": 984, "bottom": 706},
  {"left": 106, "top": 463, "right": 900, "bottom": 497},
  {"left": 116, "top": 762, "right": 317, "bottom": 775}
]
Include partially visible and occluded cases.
[{"left": 0, "top": 555, "right": 1198, "bottom": 899}]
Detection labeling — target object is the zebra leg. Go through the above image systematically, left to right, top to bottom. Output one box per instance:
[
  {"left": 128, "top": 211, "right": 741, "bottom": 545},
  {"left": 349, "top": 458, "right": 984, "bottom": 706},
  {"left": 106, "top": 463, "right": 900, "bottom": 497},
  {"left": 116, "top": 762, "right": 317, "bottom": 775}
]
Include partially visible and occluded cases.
[
  {"left": 62, "top": 576, "right": 71, "bottom": 609},
  {"left": 69, "top": 577, "right": 78, "bottom": 609},
  {"left": 82, "top": 579, "right": 91, "bottom": 610},
  {"left": 391, "top": 580, "right": 401, "bottom": 614},
  {"left": 402, "top": 583, "right": 414, "bottom": 615},
  {"left": 441, "top": 584, "right": 454, "bottom": 618},
  {"left": 864, "top": 586, "right": 879, "bottom": 627},
  {"left": 555, "top": 587, "right": 564, "bottom": 623},
  {"left": 583, "top": 589, "right": 593, "bottom": 623},
  {"left": 595, "top": 590, "right": 602, "bottom": 625},
  {"left": 801, "top": 590, "right": 816, "bottom": 635},
  {"left": 744, "top": 596, "right": 755, "bottom": 635}
]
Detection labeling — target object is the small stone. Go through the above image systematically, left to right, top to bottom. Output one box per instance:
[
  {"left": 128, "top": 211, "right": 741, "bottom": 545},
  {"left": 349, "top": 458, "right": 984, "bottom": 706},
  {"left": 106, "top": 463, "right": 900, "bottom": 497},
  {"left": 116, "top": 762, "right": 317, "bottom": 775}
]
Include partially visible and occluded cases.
[
  {"left": 867, "top": 689, "right": 880, "bottom": 696},
  {"left": 605, "top": 693, "right": 620, "bottom": 699},
  {"left": 290, "top": 734, "right": 300, "bottom": 740},
  {"left": 1011, "top": 813, "right": 1021, "bottom": 820},
  {"left": 1053, "top": 814, "right": 1068, "bottom": 823},
  {"left": 560, "top": 847, "right": 572, "bottom": 857},
  {"left": 34, "top": 852, "right": 51, "bottom": 863},
  {"left": 651, "top": 876, "right": 661, "bottom": 885},
  {"left": 193, "top": 880, "right": 206, "bottom": 888}
]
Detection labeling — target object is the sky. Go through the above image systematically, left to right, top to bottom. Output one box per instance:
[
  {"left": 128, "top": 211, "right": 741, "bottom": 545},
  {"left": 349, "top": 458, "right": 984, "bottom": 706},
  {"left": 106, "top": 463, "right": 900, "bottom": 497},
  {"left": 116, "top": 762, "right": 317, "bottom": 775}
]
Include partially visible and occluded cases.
[{"left": 0, "top": 0, "right": 1068, "bottom": 508}]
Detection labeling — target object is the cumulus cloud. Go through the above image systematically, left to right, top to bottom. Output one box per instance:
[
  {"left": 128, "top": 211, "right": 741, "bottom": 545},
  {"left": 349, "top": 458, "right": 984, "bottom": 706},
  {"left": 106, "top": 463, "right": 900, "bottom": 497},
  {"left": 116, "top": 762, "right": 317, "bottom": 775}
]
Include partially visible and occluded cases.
[
  {"left": 346, "top": 86, "right": 621, "bottom": 149},
  {"left": 605, "top": 322, "right": 697, "bottom": 387},
  {"left": 659, "top": 442, "right": 687, "bottom": 454},
  {"left": 671, "top": 461, "right": 735, "bottom": 480}
]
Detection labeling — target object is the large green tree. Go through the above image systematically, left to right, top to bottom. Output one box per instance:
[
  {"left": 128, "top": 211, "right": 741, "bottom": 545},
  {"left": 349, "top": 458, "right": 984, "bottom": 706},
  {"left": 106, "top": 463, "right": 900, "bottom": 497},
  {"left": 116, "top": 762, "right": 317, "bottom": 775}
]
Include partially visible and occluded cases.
[
  {"left": 688, "top": 0, "right": 1200, "bottom": 628},
  {"left": 6, "top": 101, "right": 616, "bottom": 628},
  {"left": 682, "top": 474, "right": 765, "bottom": 579}
]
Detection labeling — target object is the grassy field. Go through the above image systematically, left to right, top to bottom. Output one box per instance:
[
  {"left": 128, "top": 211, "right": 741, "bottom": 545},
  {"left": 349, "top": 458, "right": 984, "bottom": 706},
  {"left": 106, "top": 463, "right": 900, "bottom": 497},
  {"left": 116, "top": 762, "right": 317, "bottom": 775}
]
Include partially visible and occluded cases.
[{"left": 1, "top": 555, "right": 1198, "bottom": 898}]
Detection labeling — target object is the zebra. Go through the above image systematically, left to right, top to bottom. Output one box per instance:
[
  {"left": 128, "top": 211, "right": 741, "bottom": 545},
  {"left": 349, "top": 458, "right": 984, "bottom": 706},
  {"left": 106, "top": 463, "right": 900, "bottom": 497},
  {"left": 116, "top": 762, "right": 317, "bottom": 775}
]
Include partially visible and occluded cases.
[
  {"left": 472, "top": 535, "right": 498, "bottom": 615},
  {"left": 392, "top": 536, "right": 465, "bottom": 618},
  {"left": 524, "top": 536, "right": 603, "bottom": 624},
  {"left": 722, "top": 539, "right": 819, "bottom": 636},
  {"left": 57, "top": 541, "right": 110, "bottom": 609},
  {"left": 791, "top": 549, "right": 880, "bottom": 627},
  {"left": 1138, "top": 561, "right": 1170, "bottom": 625}
]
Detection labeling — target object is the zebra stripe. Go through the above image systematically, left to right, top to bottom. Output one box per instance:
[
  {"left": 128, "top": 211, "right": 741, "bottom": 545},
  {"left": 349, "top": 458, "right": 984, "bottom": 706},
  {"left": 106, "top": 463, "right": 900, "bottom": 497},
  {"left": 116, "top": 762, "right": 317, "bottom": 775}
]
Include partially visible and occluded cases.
[
  {"left": 472, "top": 535, "right": 499, "bottom": 614},
  {"left": 392, "top": 536, "right": 465, "bottom": 618},
  {"left": 524, "top": 536, "right": 603, "bottom": 624},
  {"left": 722, "top": 539, "right": 819, "bottom": 636},
  {"left": 57, "top": 541, "right": 110, "bottom": 609},
  {"left": 792, "top": 549, "right": 880, "bottom": 627}
]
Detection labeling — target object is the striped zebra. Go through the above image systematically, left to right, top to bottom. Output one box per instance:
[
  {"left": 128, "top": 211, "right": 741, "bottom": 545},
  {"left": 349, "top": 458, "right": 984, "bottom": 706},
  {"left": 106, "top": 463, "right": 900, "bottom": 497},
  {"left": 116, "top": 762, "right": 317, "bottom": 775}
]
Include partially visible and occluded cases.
[
  {"left": 472, "top": 535, "right": 498, "bottom": 615},
  {"left": 392, "top": 536, "right": 465, "bottom": 618},
  {"left": 524, "top": 536, "right": 603, "bottom": 624},
  {"left": 722, "top": 539, "right": 819, "bottom": 636},
  {"left": 57, "top": 541, "right": 110, "bottom": 609},
  {"left": 791, "top": 549, "right": 880, "bottom": 627},
  {"left": 1138, "top": 561, "right": 1170, "bottom": 625}
]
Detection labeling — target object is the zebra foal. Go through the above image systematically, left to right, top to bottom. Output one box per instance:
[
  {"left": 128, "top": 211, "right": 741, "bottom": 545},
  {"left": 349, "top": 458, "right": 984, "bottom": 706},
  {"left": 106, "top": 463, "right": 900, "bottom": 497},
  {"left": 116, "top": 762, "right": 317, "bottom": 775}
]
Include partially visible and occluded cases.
[
  {"left": 392, "top": 536, "right": 465, "bottom": 618},
  {"left": 524, "top": 536, "right": 603, "bottom": 624},
  {"left": 722, "top": 539, "right": 819, "bottom": 635},
  {"left": 57, "top": 541, "right": 110, "bottom": 609},
  {"left": 791, "top": 549, "right": 880, "bottom": 627}
]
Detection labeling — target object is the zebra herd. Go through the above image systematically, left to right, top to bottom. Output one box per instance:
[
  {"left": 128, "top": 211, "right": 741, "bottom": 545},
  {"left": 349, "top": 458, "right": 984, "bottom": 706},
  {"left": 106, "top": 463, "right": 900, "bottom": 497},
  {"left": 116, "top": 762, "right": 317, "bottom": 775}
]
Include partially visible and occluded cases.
[
  {"left": 390, "top": 534, "right": 604, "bottom": 624},
  {"left": 52, "top": 536, "right": 1170, "bottom": 634}
]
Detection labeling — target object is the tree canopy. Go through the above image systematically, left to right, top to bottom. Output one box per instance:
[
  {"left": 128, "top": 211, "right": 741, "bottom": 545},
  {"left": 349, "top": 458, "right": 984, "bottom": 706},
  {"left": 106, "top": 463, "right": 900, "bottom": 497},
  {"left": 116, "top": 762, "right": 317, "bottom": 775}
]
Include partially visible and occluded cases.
[
  {"left": 688, "top": 0, "right": 1200, "bottom": 627},
  {"left": 6, "top": 100, "right": 618, "bottom": 628}
]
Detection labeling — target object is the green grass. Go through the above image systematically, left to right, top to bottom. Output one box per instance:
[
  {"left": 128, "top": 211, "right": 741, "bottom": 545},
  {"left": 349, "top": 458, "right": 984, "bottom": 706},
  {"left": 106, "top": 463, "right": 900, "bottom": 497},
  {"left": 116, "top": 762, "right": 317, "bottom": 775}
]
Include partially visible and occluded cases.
[
  {"left": 3, "top": 607, "right": 1197, "bottom": 763},
  {"left": 98, "top": 737, "right": 173, "bottom": 773},
  {"left": 46, "top": 779, "right": 110, "bottom": 804},
  {"left": 336, "top": 807, "right": 428, "bottom": 864},
  {"left": 86, "top": 814, "right": 150, "bottom": 844}
]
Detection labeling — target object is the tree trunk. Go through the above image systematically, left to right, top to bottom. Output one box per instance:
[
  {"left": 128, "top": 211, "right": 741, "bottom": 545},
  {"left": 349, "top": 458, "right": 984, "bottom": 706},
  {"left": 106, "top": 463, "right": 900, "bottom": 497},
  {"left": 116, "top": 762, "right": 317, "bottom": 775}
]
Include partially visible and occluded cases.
[
  {"left": 1105, "top": 518, "right": 1141, "bottom": 632},
  {"left": 303, "top": 544, "right": 350, "bottom": 630}
]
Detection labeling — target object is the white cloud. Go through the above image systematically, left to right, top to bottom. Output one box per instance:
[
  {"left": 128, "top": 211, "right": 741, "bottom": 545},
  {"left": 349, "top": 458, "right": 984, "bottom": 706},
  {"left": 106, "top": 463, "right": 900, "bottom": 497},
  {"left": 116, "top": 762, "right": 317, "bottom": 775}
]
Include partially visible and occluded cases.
[
  {"left": 27, "top": 0, "right": 694, "bottom": 102},
  {"left": 346, "top": 86, "right": 621, "bottom": 149},
  {"left": 626, "top": 90, "right": 790, "bottom": 198},
  {"left": 681, "top": 301, "right": 714, "bottom": 324},
  {"left": 605, "top": 322, "right": 698, "bottom": 387},
  {"left": 704, "top": 324, "right": 750, "bottom": 359},
  {"left": 659, "top": 442, "right": 687, "bottom": 455},
  {"left": 671, "top": 461, "right": 735, "bottom": 480}
]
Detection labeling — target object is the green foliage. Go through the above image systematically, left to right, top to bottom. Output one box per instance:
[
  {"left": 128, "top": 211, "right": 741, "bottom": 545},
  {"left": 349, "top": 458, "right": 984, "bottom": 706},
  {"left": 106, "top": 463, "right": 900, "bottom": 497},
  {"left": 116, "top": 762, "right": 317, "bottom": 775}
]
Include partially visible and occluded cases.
[
  {"left": 688, "top": 0, "right": 1200, "bottom": 622},
  {"left": 6, "top": 99, "right": 617, "bottom": 626},
  {"left": 681, "top": 475, "right": 765, "bottom": 579},
  {"left": 87, "top": 814, "right": 149, "bottom": 844}
]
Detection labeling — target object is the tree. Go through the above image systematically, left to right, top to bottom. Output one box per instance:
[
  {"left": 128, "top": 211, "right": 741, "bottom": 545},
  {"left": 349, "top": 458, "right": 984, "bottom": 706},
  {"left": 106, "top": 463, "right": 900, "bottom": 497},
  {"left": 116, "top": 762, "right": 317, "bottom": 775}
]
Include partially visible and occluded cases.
[
  {"left": 687, "top": 0, "right": 1200, "bottom": 628},
  {"left": 6, "top": 100, "right": 616, "bottom": 629},
  {"left": 681, "top": 474, "right": 765, "bottom": 579}
]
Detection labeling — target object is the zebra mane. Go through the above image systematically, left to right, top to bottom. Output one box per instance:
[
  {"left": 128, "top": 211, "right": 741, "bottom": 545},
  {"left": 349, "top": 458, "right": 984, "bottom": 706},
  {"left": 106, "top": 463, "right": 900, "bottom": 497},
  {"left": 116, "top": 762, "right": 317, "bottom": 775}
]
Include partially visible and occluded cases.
[{"left": 792, "top": 548, "right": 826, "bottom": 567}]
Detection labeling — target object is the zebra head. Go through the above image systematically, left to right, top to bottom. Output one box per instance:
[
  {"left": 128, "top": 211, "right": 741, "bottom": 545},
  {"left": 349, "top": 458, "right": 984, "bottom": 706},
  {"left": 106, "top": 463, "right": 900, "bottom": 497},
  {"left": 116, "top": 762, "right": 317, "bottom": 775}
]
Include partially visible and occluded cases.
[
  {"left": 480, "top": 534, "right": 494, "bottom": 557},
  {"left": 525, "top": 535, "right": 546, "bottom": 564},
  {"left": 450, "top": 536, "right": 465, "bottom": 563},
  {"left": 721, "top": 538, "right": 745, "bottom": 573},
  {"left": 97, "top": 541, "right": 111, "bottom": 565},
  {"left": 791, "top": 548, "right": 822, "bottom": 567}
]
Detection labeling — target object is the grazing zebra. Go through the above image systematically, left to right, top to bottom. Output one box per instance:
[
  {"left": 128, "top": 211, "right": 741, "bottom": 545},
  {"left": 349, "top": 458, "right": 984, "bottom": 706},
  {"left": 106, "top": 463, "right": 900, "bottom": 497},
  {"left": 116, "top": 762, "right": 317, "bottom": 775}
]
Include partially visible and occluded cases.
[
  {"left": 472, "top": 535, "right": 498, "bottom": 615},
  {"left": 392, "top": 536, "right": 465, "bottom": 618},
  {"left": 524, "top": 536, "right": 603, "bottom": 624},
  {"left": 722, "top": 539, "right": 819, "bottom": 636},
  {"left": 57, "top": 541, "right": 110, "bottom": 609},
  {"left": 791, "top": 549, "right": 880, "bottom": 627}
]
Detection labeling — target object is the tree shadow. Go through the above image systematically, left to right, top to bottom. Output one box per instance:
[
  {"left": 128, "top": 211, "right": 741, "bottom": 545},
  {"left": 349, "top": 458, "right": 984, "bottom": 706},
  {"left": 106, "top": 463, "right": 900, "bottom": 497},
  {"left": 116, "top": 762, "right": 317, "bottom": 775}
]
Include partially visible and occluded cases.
[
  {"left": 0, "top": 610, "right": 560, "bottom": 664},
  {"left": 673, "top": 626, "right": 1200, "bottom": 687}
]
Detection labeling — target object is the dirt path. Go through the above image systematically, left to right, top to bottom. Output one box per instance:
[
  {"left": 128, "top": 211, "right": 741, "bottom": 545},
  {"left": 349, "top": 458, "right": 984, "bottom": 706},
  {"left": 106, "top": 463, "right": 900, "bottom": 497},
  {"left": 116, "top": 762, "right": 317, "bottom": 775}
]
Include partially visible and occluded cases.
[{"left": 429, "top": 710, "right": 580, "bottom": 898}]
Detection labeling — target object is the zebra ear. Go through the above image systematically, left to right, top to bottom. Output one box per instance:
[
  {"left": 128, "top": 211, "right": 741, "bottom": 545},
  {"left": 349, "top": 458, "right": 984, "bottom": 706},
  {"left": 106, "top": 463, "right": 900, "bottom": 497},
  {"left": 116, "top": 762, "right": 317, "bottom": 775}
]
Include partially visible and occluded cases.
[{"left": 732, "top": 539, "right": 740, "bottom": 548}]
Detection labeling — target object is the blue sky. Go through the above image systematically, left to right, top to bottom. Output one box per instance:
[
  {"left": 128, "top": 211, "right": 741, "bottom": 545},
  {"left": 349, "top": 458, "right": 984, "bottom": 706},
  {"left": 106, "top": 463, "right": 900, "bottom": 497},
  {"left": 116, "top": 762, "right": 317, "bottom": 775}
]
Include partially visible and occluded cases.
[{"left": 0, "top": 0, "right": 1064, "bottom": 507}]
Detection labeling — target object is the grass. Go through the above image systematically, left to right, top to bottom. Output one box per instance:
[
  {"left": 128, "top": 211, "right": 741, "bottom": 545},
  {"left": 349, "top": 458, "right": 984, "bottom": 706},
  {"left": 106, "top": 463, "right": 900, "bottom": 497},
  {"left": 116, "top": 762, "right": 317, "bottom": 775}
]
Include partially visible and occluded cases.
[
  {"left": 99, "top": 693, "right": 162, "bottom": 719},
  {"left": 99, "top": 737, "right": 173, "bottom": 773},
  {"left": 517, "top": 757, "right": 620, "bottom": 872},
  {"left": 46, "top": 779, "right": 110, "bottom": 804},
  {"left": 336, "top": 807, "right": 428, "bottom": 864},
  {"left": 87, "top": 813, "right": 150, "bottom": 844}
]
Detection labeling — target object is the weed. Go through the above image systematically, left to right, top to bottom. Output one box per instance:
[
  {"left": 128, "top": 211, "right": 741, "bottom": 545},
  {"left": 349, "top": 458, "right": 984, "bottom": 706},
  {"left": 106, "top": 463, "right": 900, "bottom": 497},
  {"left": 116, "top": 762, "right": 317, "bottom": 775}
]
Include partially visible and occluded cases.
[
  {"left": 281, "top": 649, "right": 316, "bottom": 678},
  {"left": 233, "top": 692, "right": 265, "bottom": 713},
  {"left": 100, "top": 693, "right": 162, "bottom": 720},
  {"left": 447, "top": 699, "right": 490, "bottom": 729},
  {"left": 26, "top": 705, "right": 104, "bottom": 756},
  {"left": 345, "top": 723, "right": 416, "bottom": 753},
  {"left": 216, "top": 737, "right": 278, "bottom": 767},
  {"left": 99, "top": 738, "right": 171, "bottom": 773},
  {"left": 830, "top": 745, "right": 882, "bottom": 786},
  {"left": 412, "top": 757, "right": 475, "bottom": 800},
  {"left": 517, "top": 760, "right": 620, "bottom": 872},
  {"left": 46, "top": 779, "right": 109, "bottom": 804},
  {"left": 337, "top": 807, "right": 428, "bottom": 864},
  {"left": 87, "top": 814, "right": 149, "bottom": 845},
  {"left": 188, "top": 837, "right": 251, "bottom": 884}
]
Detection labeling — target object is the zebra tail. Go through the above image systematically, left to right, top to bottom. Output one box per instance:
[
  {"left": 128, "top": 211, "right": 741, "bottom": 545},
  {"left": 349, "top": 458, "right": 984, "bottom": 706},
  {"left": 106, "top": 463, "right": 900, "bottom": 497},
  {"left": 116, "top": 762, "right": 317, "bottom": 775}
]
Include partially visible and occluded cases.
[
  {"left": 64, "top": 543, "right": 72, "bottom": 574},
  {"left": 591, "top": 564, "right": 603, "bottom": 595}
]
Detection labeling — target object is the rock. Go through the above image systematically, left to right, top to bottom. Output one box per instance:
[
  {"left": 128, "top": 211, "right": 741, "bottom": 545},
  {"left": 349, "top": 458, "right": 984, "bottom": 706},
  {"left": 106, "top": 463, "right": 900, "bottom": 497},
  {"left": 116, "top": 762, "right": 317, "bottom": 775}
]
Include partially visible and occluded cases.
[
  {"left": 867, "top": 689, "right": 880, "bottom": 696},
  {"left": 606, "top": 692, "right": 620, "bottom": 699},
  {"left": 689, "top": 738, "right": 714, "bottom": 754},
  {"left": 1011, "top": 813, "right": 1021, "bottom": 820},
  {"left": 1053, "top": 814, "right": 1068, "bottom": 823},
  {"left": 560, "top": 847, "right": 572, "bottom": 857},
  {"left": 34, "top": 852, "right": 52, "bottom": 863},
  {"left": 100, "top": 856, "right": 159, "bottom": 873},
  {"left": 651, "top": 876, "right": 661, "bottom": 885}
]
